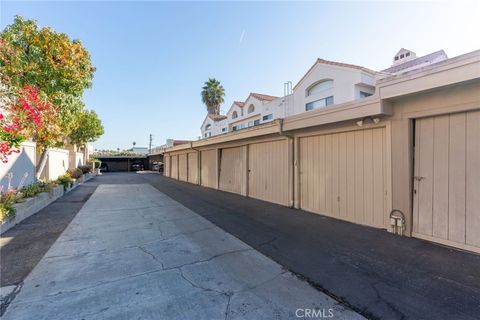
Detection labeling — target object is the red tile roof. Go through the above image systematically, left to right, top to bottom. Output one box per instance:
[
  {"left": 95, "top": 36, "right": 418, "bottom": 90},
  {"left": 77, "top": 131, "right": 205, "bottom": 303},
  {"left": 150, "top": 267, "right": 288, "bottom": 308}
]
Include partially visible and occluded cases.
[
  {"left": 250, "top": 92, "right": 279, "bottom": 102},
  {"left": 233, "top": 101, "right": 245, "bottom": 107},
  {"left": 208, "top": 114, "right": 227, "bottom": 121}
]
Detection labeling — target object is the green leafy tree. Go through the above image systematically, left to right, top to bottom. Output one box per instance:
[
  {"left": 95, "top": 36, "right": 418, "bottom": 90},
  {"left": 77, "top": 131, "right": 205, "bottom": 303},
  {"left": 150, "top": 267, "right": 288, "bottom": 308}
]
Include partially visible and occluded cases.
[
  {"left": 0, "top": 16, "right": 96, "bottom": 147},
  {"left": 0, "top": 16, "right": 102, "bottom": 175},
  {"left": 201, "top": 78, "right": 225, "bottom": 115},
  {"left": 69, "top": 110, "right": 104, "bottom": 146}
]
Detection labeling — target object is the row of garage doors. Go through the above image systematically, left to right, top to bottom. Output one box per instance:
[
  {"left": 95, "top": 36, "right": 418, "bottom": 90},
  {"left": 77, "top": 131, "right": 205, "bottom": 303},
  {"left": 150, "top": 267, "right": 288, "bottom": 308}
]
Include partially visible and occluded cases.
[
  {"left": 165, "top": 111, "right": 480, "bottom": 252},
  {"left": 165, "top": 126, "right": 390, "bottom": 229},
  {"left": 165, "top": 140, "right": 290, "bottom": 206}
]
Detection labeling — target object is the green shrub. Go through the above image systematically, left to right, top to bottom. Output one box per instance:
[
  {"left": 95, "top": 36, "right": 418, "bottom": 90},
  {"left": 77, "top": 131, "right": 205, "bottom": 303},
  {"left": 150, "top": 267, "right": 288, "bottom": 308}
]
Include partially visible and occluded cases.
[
  {"left": 78, "top": 165, "right": 91, "bottom": 174},
  {"left": 67, "top": 168, "right": 83, "bottom": 179},
  {"left": 57, "top": 173, "right": 74, "bottom": 190},
  {"left": 20, "top": 182, "right": 54, "bottom": 199},
  {"left": 0, "top": 191, "right": 18, "bottom": 222},
  {"left": 0, "top": 201, "right": 15, "bottom": 222}
]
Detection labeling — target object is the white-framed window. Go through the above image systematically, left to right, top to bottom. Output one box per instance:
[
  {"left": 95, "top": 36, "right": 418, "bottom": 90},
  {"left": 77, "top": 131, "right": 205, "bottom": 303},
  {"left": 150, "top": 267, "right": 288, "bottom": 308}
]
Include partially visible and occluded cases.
[
  {"left": 306, "top": 80, "right": 333, "bottom": 97},
  {"left": 305, "top": 96, "right": 334, "bottom": 111},
  {"left": 248, "top": 104, "right": 255, "bottom": 114},
  {"left": 232, "top": 111, "right": 238, "bottom": 119},
  {"left": 262, "top": 114, "right": 273, "bottom": 121},
  {"left": 254, "top": 119, "right": 260, "bottom": 126},
  {"left": 205, "top": 124, "right": 211, "bottom": 131},
  {"left": 222, "top": 127, "right": 227, "bottom": 132}
]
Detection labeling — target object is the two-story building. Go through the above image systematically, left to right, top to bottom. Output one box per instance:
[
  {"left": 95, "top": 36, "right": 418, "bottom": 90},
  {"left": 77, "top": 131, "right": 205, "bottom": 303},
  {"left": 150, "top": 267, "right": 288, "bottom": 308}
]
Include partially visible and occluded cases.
[{"left": 200, "top": 48, "right": 448, "bottom": 139}]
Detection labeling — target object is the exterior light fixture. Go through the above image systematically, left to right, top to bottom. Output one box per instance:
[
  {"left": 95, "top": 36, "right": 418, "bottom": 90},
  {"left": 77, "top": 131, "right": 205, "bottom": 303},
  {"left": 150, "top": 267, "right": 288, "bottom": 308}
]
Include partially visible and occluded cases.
[{"left": 356, "top": 116, "right": 381, "bottom": 127}]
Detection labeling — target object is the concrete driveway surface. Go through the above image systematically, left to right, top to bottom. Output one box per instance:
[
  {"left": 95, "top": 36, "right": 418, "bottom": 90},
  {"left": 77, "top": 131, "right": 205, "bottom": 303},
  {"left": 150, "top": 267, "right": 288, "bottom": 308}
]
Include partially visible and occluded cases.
[{"left": 2, "top": 184, "right": 363, "bottom": 320}]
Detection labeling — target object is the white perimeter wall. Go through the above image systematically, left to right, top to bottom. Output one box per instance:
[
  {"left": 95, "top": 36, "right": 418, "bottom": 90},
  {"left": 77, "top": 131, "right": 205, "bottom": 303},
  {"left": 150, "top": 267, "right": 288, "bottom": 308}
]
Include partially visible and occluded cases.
[
  {"left": 0, "top": 141, "right": 36, "bottom": 192},
  {"left": 38, "top": 148, "right": 69, "bottom": 181},
  {"left": 69, "top": 152, "right": 84, "bottom": 169}
]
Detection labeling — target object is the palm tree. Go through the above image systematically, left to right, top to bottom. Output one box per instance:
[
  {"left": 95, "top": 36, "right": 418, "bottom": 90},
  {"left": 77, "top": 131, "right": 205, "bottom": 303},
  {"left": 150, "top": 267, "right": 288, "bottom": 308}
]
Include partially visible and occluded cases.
[{"left": 201, "top": 78, "right": 225, "bottom": 115}]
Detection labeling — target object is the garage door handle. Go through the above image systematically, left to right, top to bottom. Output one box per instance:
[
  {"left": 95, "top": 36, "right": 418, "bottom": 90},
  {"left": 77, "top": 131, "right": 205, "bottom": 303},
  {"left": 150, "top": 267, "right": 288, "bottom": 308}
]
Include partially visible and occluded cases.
[{"left": 414, "top": 176, "right": 426, "bottom": 181}]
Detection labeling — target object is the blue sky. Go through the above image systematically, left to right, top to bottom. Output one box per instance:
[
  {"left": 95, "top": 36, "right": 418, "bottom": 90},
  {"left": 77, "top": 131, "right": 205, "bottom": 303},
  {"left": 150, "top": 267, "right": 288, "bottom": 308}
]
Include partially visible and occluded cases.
[{"left": 1, "top": 1, "right": 479, "bottom": 150}]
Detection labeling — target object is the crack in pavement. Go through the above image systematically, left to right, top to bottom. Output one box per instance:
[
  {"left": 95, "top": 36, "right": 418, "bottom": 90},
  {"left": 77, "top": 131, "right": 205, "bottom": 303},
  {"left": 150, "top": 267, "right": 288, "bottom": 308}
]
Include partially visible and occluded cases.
[
  {"left": 138, "top": 246, "right": 165, "bottom": 269},
  {"left": 162, "top": 248, "right": 253, "bottom": 272},
  {"left": 369, "top": 281, "right": 406, "bottom": 320},
  {"left": 0, "top": 283, "right": 23, "bottom": 317}
]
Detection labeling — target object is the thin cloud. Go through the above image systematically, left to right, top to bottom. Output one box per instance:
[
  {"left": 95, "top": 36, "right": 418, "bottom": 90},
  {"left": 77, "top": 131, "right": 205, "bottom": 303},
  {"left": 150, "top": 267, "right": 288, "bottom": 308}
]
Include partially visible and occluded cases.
[{"left": 239, "top": 29, "right": 246, "bottom": 45}]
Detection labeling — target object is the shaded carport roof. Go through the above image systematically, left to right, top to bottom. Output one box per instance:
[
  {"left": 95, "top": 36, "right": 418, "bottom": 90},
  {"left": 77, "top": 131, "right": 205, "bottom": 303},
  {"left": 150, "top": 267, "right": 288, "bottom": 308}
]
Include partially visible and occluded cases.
[{"left": 95, "top": 155, "right": 147, "bottom": 160}]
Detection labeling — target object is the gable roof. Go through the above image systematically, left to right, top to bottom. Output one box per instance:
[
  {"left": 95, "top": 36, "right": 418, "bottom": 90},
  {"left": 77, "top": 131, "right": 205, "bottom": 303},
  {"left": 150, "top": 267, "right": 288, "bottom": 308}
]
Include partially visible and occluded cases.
[
  {"left": 394, "top": 48, "right": 414, "bottom": 56},
  {"left": 382, "top": 50, "right": 447, "bottom": 73},
  {"left": 293, "top": 58, "right": 378, "bottom": 90},
  {"left": 249, "top": 92, "right": 278, "bottom": 102},
  {"left": 226, "top": 93, "right": 278, "bottom": 117},
  {"left": 233, "top": 101, "right": 245, "bottom": 108},
  {"left": 201, "top": 114, "right": 227, "bottom": 129},
  {"left": 208, "top": 114, "right": 227, "bottom": 121}
]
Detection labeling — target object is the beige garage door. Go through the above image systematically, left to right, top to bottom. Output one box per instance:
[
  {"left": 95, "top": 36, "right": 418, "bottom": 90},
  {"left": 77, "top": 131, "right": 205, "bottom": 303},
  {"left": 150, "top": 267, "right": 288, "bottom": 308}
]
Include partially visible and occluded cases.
[
  {"left": 413, "top": 110, "right": 480, "bottom": 252},
  {"left": 299, "top": 127, "right": 387, "bottom": 228},
  {"left": 249, "top": 140, "right": 289, "bottom": 206},
  {"left": 219, "top": 146, "right": 246, "bottom": 195},
  {"left": 201, "top": 149, "right": 217, "bottom": 188},
  {"left": 187, "top": 152, "right": 198, "bottom": 184},
  {"left": 178, "top": 154, "right": 188, "bottom": 182},
  {"left": 164, "top": 155, "right": 170, "bottom": 177},
  {"left": 170, "top": 155, "right": 178, "bottom": 180}
]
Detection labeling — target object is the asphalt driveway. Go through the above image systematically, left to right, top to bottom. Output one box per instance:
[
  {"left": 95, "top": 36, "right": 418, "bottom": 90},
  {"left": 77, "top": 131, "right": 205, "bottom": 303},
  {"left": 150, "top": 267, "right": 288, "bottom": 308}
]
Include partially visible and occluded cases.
[
  {"left": 2, "top": 172, "right": 479, "bottom": 319},
  {"left": 125, "top": 172, "right": 480, "bottom": 320},
  {"left": 2, "top": 183, "right": 362, "bottom": 320}
]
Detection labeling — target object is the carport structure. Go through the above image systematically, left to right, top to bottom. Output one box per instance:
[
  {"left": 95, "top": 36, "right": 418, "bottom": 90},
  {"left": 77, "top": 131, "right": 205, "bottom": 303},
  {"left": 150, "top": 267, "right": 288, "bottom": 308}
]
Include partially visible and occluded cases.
[
  {"left": 164, "top": 51, "right": 480, "bottom": 253},
  {"left": 96, "top": 155, "right": 148, "bottom": 172}
]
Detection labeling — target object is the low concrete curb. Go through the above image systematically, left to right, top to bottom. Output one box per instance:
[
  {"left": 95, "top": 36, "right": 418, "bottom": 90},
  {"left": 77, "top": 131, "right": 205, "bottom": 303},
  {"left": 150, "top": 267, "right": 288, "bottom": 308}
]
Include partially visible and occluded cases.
[{"left": 0, "top": 173, "right": 94, "bottom": 235}]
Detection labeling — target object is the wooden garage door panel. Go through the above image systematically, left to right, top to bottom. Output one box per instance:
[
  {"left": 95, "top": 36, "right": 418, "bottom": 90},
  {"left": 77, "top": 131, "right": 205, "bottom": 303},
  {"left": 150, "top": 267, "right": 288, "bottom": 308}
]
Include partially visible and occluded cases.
[
  {"left": 414, "top": 110, "right": 480, "bottom": 250},
  {"left": 466, "top": 110, "right": 480, "bottom": 247},
  {"left": 299, "top": 127, "right": 386, "bottom": 229},
  {"left": 249, "top": 140, "right": 289, "bottom": 206},
  {"left": 219, "top": 147, "right": 246, "bottom": 195},
  {"left": 201, "top": 150, "right": 217, "bottom": 188},
  {"left": 187, "top": 152, "right": 198, "bottom": 184},
  {"left": 178, "top": 154, "right": 188, "bottom": 182},
  {"left": 171, "top": 155, "right": 178, "bottom": 180},
  {"left": 164, "top": 156, "right": 170, "bottom": 177}
]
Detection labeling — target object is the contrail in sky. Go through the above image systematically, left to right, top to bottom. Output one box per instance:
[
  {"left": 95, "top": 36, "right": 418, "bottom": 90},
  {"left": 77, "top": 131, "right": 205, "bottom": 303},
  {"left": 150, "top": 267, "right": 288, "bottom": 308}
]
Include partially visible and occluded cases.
[{"left": 239, "top": 29, "right": 246, "bottom": 44}]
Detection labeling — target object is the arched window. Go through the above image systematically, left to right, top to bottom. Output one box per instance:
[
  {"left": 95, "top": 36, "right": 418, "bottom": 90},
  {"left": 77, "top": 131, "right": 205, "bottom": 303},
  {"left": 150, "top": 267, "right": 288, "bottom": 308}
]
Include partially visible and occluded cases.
[
  {"left": 306, "top": 80, "right": 333, "bottom": 96},
  {"left": 248, "top": 104, "right": 255, "bottom": 114},
  {"left": 232, "top": 111, "right": 238, "bottom": 119},
  {"left": 205, "top": 124, "right": 211, "bottom": 131}
]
